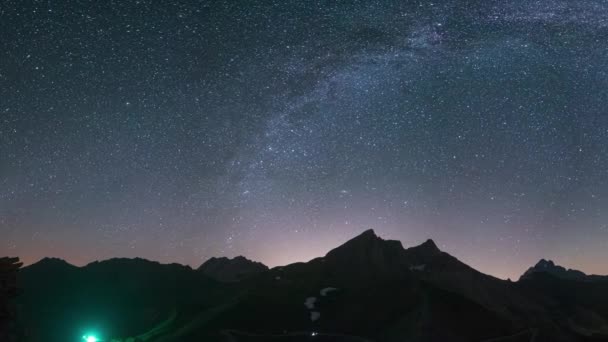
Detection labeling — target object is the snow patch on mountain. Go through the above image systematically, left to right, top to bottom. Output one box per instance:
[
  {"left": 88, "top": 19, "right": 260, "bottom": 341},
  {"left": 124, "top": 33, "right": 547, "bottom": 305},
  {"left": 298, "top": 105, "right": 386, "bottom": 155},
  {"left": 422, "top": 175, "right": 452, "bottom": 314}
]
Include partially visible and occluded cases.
[
  {"left": 409, "top": 264, "right": 426, "bottom": 271},
  {"left": 320, "top": 287, "right": 338, "bottom": 296},
  {"left": 304, "top": 297, "right": 317, "bottom": 309}
]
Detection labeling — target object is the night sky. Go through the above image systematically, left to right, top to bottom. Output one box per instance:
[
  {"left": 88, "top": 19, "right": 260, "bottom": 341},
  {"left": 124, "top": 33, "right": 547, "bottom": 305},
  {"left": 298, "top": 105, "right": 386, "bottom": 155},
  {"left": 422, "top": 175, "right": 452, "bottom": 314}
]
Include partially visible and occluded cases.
[{"left": 2, "top": 0, "right": 608, "bottom": 280}]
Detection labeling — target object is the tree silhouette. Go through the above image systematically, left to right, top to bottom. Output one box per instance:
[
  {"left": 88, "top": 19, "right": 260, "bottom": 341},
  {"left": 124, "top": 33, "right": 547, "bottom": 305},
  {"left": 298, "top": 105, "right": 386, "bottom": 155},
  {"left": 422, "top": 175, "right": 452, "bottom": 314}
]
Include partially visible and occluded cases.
[{"left": 0, "top": 257, "right": 22, "bottom": 342}]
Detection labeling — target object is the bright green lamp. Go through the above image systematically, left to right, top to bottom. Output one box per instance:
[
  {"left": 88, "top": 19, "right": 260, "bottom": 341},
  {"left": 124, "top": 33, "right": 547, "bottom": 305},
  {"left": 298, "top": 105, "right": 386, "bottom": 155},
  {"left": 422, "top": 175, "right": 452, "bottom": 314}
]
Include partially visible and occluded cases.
[{"left": 83, "top": 334, "right": 99, "bottom": 342}]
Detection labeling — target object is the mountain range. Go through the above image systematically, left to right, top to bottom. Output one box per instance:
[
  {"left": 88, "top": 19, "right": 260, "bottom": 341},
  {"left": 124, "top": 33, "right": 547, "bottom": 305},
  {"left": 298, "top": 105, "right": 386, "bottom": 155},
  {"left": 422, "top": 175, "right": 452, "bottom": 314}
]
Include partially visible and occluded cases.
[{"left": 14, "top": 230, "right": 608, "bottom": 342}]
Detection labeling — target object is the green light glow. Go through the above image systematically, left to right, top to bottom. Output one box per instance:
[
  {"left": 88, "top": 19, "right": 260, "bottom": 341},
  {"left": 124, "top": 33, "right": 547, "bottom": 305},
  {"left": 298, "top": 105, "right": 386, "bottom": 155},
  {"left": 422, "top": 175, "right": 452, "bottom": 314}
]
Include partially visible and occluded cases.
[{"left": 83, "top": 335, "right": 98, "bottom": 342}]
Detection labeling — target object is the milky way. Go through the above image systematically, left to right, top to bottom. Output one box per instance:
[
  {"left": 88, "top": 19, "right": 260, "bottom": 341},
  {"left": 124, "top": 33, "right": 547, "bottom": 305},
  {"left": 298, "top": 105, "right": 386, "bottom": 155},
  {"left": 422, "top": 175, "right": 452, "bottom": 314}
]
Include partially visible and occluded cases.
[{"left": 2, "top": 0, "right": 608, "bottom": 279}]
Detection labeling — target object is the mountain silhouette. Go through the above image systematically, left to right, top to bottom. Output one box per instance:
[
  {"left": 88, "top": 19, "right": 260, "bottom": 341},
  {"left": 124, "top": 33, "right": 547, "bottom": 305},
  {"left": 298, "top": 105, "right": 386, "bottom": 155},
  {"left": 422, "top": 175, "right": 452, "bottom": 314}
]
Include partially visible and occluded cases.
[
  {"left": 13, "top": 230, "right": 608, "bottom": 342},
  {"left": 198, "top": 256, "right": 268, "bottom": 282},
  {"left": 519, "top": 259, "right": 608, "bottom": 282}
]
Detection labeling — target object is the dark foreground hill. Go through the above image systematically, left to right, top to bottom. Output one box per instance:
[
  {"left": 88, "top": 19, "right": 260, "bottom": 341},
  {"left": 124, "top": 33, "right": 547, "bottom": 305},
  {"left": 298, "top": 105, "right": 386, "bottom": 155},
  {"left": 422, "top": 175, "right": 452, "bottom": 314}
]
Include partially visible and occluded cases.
[{"left": 14, "top": 230, "right": 608, "bottom": 342}]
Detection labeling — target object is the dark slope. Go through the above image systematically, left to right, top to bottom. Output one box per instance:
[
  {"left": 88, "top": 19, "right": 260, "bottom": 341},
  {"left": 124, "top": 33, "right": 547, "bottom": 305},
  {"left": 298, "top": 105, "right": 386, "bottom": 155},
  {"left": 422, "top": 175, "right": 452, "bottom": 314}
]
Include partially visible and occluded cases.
[
  {"left": 16, "top": 230, "right": 608, "bottom": 342},
  {"left": 193, "top": 230, "right": 519, "bottom": 341},
  {"left": 199, "top": 230, "right": 608, "bottom": 342},
  {"left": 18, "top": 257, "right": 234, "bottom": 342},
  {"left": 517, "top": 266, "right": 608, "bottom": 340}
]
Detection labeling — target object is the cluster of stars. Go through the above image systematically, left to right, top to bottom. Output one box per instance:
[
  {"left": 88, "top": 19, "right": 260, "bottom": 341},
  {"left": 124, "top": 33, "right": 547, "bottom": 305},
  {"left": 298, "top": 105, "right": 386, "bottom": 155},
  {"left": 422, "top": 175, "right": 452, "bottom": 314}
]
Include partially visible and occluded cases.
[{"left": 1, "top": 0, "right": 607, "bottom": 279}]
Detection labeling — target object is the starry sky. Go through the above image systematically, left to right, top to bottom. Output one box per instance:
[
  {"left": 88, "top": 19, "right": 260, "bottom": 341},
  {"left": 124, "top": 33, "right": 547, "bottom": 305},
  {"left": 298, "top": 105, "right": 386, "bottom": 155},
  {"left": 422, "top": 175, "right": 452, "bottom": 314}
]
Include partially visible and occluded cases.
[{"left": 2, "top": 0, "right": 608, "bottom": 280}]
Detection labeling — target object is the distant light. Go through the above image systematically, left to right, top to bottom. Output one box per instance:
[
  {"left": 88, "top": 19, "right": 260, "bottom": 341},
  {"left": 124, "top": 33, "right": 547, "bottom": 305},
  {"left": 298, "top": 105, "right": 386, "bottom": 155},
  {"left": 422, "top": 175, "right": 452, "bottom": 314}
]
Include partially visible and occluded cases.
[
  {"left": 311, "top": 332, "right": 318, "bottom": 337},
  {"left": 83, "top": 335, "right": 99, "bottom": 342}
]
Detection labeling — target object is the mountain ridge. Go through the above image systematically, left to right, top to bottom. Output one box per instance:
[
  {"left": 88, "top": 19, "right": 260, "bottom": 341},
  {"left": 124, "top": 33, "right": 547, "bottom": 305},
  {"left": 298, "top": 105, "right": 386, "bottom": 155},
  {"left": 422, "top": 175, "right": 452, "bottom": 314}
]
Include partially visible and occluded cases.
[
  {"left": 15, "top": 229, "right": 608, "bottom": 342},
  {"left": 22, "top": 231, "right": 606, "bottom": 281},
  {"left": 197, "top": 255, "right": 269, "bottom": 282},
  {"left": 520, "top": 258, "right": 608, "bottom": 282}
]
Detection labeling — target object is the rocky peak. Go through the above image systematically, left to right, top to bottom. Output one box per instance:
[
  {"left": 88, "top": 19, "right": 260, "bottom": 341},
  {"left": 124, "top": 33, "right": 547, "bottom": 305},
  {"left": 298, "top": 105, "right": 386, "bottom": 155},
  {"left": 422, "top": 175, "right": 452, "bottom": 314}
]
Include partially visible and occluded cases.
[
  {"left": 355, "top": 228, "right": 381, "bottom": 240},
  {"left": 324, "top": 229, "right": 406, "bottom": 275},
  {"left": 327, "top": 229, "right": 403, "bottom": 254},
  {"left": 402, "top": 238, "right": 442, "bottom": 264},
  {"left": 419, "top": 239, "right": 440, "bottom": 253},
  {"left": 198, "top": 256, "right": 268, "bottom": 282},
  {"left": 28, "top": 257, "right": 76, "bottom": 270},
  {"left": 520, "top": 259, "right": 587, "bottom": 281},
  {"left": 535, "top": 259, "right": 555, "bottom": 268}
]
